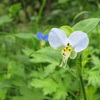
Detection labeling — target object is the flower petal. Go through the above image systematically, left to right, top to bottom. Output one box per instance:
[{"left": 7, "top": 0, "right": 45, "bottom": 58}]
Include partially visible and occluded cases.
[
  {"left": 48, "top": 28, "right": 68, "bottom": 48},
  {"left": 68, "top": 31, "right": 89, "bottom": 52},
  {"left": 36, "top": 32, "right": 43, "bottom": 40},
  {"left": 43, "top": 34, "right": 48, "bottom": 42},
  {"left": 70, "top": 50, "right": 77, "bottom": 59}
]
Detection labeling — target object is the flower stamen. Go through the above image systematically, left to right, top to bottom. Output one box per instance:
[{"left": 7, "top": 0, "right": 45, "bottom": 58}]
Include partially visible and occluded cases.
[
  {"left": 60, "top": 46, "right": 73, "bottom": 67},
  {"left": 61, "top": 46, "right": 72, "bottom": 57}
]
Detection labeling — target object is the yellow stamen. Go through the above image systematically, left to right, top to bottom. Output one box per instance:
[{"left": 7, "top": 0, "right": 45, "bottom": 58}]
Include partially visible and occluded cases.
[
  {"left": 60, "top": 46, "right": 72, "bottom": 67},
  {"left": 61, "top": 46, "right": 72, "bottom": 57}
]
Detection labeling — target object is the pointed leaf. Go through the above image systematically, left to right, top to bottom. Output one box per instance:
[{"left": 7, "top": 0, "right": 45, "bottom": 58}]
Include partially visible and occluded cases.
[{"left": 73, "top": 18, "right": 100, "bottom": 33}]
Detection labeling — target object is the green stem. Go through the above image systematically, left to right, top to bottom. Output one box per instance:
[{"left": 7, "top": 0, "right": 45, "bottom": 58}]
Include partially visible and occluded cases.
[
  {"left": 35, "top": 0, "right": 46, "bottom": 32},
  {"left": 38, "top": 0, "right": 46, "bottom": 22},
  {"left": 76, "top": 54, "right": 87, "bottom": 100},
  {"left": 78, "top": 71, "right": 87, "bottom": 100}
]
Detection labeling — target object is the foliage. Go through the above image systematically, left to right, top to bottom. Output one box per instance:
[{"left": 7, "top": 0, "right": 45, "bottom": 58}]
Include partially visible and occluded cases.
[{"left": 0, "top": 0, "right": 100, "bottom": 100}]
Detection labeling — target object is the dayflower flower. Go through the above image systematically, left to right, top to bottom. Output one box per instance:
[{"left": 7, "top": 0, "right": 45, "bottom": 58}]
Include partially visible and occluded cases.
[
  {"left": 48, "top": 28, "right": 89, "bottom": 66},
  {"left": 36, "top": 32, "right": 48, "bottom": 47},
  {"left": 36, "top": 32, "right": 48, "bottom": 42}
]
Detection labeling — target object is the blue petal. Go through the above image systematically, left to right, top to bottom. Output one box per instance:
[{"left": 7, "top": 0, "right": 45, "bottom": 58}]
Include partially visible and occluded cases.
[
  {"left": 36, "top": 32, "right": 43, "bottom": 40},
  {"left": 43, "top": 34, "right": 48, "bottom": 42}
]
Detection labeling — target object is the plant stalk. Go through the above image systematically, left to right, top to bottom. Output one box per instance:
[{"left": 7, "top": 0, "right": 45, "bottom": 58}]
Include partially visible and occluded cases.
[
  {"left": 35, "top": 0, "right": 46, "bottom": 32},
  {"left": 76, "top": 54, "right": 87, "bottom": 100}
]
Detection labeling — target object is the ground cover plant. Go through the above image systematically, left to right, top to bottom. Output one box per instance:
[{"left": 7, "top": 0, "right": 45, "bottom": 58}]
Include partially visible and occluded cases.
[{"left": 0, "top": 0, "right": 100, "bottom": 100}]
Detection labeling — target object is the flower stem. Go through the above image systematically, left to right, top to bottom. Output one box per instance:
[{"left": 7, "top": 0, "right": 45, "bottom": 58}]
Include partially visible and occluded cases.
[
  {"left": 35, "top": 0, "right": 46, "bottom": 32},
  {"left": 38, "top": 0, "right": 46, "bottom": 22},
  {"left": 76, "top": 54, "right": 87, "bottom": 100},
  {"left": 78, "top": 71, "right": 87, "bottom": 100}
]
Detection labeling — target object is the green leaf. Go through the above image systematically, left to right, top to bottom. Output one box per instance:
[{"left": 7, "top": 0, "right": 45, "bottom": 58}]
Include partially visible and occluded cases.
[
  {"left": 58, "top": 0, "right": 69, "bottom": 3},
  {"left": 9, "top": 3, "right": 21, "bottom": 15},
  {"left": 0, "top": 15, "right": 12, "bottom": 25},
  {"left": 72, "top": 18, "right": 100, "bottom": 33},
  {"left": 60, "top": 25, "right": 74, "bottom": 36},
  {"left": 15, "top": 33, "right": 35, "bottom": 39},
  {"left": 30, "top": 46, "right": 62, "bottom": 63},
  {"left": 22, "top": 48, "right": 34, "bottom": 56},
  {"left": 82, "top": 48, "right": 92, "bottom": 67},
  {"left": 91, "top": 55, "right": 100, "bottom": 66},
  {"left": 7, "top": 61, "right": 25, "bottom": 78},
  {"left": 44, "top": 62, "right": 57, "bottom": 77},
  {"left": 29, "top": 70, "right": 44, "bottom": 79},
  {"left": 88, "top": 70, "right": 100, "bottom": 87},
  {"left": 12, "top": 78, "right": 26, "bottom": 87},
  {"left": 31, "top": 78, "right": 58, "bottom": 95},
  {"left": 43, "top": 78, "right": 58, "bottom": 95},
  {"left": 30, "top": 79, "right": 44, "bottom": 88},
  {"left": 53, "top": 83, "right": 68, "bottom": 100},
  {"left": 86, "top": 86, "right": 97, "bottom": 100},
  {"left": 12, "top": 87, "right": 44, "bottom": 100},
  {"left": 0, "top": 88, "right": 7, "bottom": 100},
  {"left": 94, "top": 93, "right": 100, "bottom": 100}
]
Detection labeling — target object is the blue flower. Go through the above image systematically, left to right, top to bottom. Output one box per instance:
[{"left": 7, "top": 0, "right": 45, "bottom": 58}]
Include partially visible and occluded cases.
[{"left": 36, "top": 32, "right": 48, "bottom": 42}]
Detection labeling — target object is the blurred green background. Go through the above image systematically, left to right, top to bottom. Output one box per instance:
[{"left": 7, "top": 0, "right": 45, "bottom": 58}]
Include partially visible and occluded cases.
[{"left": 0, "top": 0, "right": 100, "bottom": 100}]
